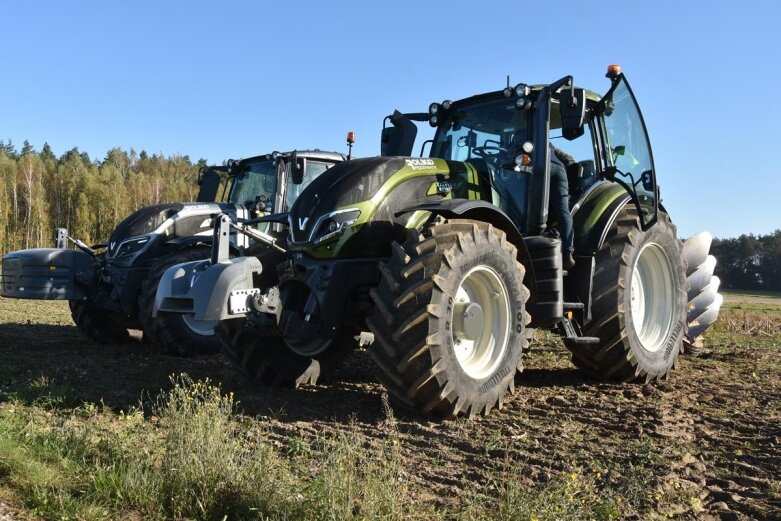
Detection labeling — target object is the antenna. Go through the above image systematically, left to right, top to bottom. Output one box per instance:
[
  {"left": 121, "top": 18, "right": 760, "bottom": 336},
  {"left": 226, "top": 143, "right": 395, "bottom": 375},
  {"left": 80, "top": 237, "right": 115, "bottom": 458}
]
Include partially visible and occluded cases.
[{"left": 506, "top": 75, "right": 510, "bottom": 89}]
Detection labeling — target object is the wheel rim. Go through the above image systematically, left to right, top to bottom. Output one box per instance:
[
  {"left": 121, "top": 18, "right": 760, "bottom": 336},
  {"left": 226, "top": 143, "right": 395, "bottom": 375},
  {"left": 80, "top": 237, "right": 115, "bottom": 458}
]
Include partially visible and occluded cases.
[
  {"left": 630, "top": 243, "right": 676, "bottom": 352},
  {"left": 451, "top": 265, "right": 511, "bottom": 379},
  {"left": 181, "top": 314, "right": 218, "bottom": 337}
]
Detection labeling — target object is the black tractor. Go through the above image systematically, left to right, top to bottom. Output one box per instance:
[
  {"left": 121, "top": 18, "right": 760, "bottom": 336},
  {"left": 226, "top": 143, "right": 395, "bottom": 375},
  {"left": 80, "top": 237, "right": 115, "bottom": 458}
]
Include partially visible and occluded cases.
[{"left": 1, "top": 150, "right": 345, "bottom": 355}]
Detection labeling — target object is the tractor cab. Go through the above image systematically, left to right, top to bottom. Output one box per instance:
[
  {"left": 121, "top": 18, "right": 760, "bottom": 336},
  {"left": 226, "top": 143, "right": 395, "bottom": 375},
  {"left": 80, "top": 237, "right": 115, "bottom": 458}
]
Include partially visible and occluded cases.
[
  {"left": 384, "top": 67, "right": 659, "bottom": 235},
  {"left": 198, "top": 151, "right": 344, "bottom": 215}
]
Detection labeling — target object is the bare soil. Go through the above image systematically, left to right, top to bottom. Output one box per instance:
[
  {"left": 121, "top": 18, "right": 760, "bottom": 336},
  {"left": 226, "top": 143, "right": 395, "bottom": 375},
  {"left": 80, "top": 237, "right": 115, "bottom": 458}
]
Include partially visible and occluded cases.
[{"left": 1, "top": 299, "right": 779, "bottom": 520}]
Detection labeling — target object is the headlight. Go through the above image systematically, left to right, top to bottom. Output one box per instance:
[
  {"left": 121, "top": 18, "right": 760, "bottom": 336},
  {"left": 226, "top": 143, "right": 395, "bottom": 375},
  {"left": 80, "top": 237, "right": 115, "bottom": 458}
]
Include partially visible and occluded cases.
[
  {"left": 311, "top": 209, "right": 361, "bottom": 246},
  {"left": 114, "top": 235, "right": 151, "bottom": 257}
]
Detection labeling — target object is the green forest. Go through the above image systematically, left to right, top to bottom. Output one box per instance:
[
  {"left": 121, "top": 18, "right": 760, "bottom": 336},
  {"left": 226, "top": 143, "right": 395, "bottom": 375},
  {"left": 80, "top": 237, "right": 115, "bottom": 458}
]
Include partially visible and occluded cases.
[
  {"left": 1, "top": 139, "right": 779, "bottom": 292},
  {"left": 0, "top": 140, "right": 204, "bottom": 253}
]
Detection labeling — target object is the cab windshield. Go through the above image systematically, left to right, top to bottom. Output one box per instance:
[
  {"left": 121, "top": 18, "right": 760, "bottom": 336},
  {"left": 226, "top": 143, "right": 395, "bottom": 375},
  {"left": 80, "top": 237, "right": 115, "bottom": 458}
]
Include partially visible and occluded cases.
[
  {"left": 430, "top": 96, "right": 532, "bottom": 230},
  {"left": 430, "top": 97, "right": 530, "bottom": 162},
  {"left": 226, "top": 159, "right": 277, "bottom": 206},
  {"left": 284, "top": 160, "right": 331, "bottom": 209}
]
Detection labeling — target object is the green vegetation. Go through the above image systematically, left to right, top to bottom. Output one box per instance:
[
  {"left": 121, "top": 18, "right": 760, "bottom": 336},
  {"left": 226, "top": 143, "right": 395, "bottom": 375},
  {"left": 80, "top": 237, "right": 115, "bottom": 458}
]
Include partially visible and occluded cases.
[
  {"left": 0, "top": 141, "right": 204, "bottom": 253},
  {"left": 712, "top": 231, "right": 781, "bottom": 292},
  {"left": 1, "top": 292, "right": 779, "bottom": 519},
  {"left": 0, "top": 374, "right": 648, "bottom": 520},
  {"left": 0, "top": 375, "right": 416, "bottom": 520}
]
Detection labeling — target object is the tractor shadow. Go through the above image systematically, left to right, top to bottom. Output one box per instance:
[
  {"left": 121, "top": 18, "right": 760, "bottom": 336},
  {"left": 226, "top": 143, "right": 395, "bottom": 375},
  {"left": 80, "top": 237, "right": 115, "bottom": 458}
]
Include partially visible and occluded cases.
[
  {"left": 0, "top": 323, "right": 388, "bottom": 424},
  {"left": 2, "top": 324, "right": 614, "bottom": 425},
  {"left": 516, "top": 367, "right": 601, "bottom": 389}
]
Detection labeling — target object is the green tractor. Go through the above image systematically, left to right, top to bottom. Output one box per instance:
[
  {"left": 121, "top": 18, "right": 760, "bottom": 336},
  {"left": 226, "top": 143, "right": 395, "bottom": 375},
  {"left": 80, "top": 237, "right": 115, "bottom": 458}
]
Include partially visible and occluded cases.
[{"left": 163, "top": 67, "right": 719, "bottom": 417}]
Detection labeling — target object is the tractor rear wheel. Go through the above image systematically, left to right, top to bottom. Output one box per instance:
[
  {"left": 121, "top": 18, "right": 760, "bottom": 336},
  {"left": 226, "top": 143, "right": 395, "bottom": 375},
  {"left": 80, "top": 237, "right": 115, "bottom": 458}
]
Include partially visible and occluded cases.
[
  {"left": 565, "top": 208, "right": 687, "bottom": 381},
  {"left": 367, "top": 220, "right": 530, "bottom": 419},
  {"left": 139, "top": 247, "right": 219, "bottom": 356},
  {"left": 69, "top": 300, "right": 133, "bottom": 344},
  {"left": 217, "top": 319, "right": 357, "bottom": 387}
]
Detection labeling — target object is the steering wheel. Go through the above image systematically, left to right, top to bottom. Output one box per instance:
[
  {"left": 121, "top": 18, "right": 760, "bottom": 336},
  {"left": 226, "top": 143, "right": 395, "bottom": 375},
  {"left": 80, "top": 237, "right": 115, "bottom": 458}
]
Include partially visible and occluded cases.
[{"left": 472, "top": 145, "right": 506, "bottom": 158}]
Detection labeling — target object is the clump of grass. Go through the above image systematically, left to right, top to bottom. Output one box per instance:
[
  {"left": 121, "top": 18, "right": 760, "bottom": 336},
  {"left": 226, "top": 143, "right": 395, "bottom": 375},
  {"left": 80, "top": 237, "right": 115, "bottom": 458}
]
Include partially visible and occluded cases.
[
  {"left": 154, "top": 374, "right": 294, "bottom": 519},
  {"left": 0, "top": 376, "right": 429, "bottom": 520},
  {"left": 306, "top": 394, "right": 413, "bottom": 520},
  {"left": 462, "top": 461, "right": 620, "bottom": 521}
]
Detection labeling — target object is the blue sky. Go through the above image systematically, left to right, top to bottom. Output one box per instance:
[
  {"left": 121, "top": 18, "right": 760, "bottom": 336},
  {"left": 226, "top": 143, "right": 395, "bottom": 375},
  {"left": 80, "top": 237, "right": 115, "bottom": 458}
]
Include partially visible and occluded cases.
[{"left": 2, "top": 0, "right": 779, "bottom": 239}]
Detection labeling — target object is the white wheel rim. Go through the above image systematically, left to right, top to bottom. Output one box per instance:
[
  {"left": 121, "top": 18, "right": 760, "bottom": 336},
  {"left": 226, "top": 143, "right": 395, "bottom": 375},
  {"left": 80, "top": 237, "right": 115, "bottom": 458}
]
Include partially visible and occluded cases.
[
  {"left": 630, "top": 243, "right": 676, "bottom": 352},
  {"left": 451, "top": 266, "right": 511, "bottom": 379},
  {"left": 181, "top": 314, "right": 218, "bottom": 337}
]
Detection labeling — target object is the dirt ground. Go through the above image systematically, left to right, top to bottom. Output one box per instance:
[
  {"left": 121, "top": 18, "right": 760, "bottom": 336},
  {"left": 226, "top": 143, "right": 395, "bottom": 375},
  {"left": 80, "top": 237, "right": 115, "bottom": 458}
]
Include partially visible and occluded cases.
[{"left": 1, "top": 299, "right": 779, "bottom": 520}]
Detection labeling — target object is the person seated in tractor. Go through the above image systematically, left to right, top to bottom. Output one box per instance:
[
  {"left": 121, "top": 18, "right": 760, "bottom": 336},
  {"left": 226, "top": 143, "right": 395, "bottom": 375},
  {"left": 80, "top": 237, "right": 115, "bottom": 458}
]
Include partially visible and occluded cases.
[{"left": 549, "top": 143, "right": 576, "bottom": 269}]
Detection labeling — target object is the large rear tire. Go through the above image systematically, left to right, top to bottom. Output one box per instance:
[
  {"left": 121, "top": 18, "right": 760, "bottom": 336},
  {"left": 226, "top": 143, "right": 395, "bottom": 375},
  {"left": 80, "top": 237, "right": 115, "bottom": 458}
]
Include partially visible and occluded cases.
[
  {"left": 564, "top": 208, "right": 687, "bottom": 381},
  {"left": 367, "top": 220, "right": 530, "bottom": 419},
  {"left": 139, "top": 247, "right": 219, "bottom": 356},
  {"left": 68, "top": 300, "right": 133, "bottom": 344},
  {"left": 217, "top": 319, "right": 357, "bottom": 387}
]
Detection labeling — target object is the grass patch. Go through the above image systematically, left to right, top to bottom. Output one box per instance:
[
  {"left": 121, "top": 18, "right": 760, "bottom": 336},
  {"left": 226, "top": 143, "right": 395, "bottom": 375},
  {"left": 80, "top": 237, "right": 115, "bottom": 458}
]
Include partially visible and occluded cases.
[
  {"left": 0, "top": 375, "right": 422, "bottom": 520},
  {"left": 460, "top": 461, "right": 620, "bottom": 521}
]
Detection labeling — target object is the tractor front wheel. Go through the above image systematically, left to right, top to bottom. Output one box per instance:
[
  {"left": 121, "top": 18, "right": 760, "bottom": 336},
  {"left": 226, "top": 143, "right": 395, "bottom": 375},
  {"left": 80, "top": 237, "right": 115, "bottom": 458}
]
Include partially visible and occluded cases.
[
  {"left": 367, "top": 220, "right": 530, "bottom": 419},
  {"left": 139, "top": 247, "right": 219, "bottom": 356},
  {"left": 69, "top": 300, "right": 133, "bottom": 344},
  {"left": 217, "top": 319, "right": 357, "bottom": 387}
]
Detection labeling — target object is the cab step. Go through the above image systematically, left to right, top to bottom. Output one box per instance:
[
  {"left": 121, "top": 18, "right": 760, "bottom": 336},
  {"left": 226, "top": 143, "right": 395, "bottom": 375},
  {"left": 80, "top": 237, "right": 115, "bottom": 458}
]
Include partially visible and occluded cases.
[{"left": 563, "top": 336, "right": 601, "bottom": 347}]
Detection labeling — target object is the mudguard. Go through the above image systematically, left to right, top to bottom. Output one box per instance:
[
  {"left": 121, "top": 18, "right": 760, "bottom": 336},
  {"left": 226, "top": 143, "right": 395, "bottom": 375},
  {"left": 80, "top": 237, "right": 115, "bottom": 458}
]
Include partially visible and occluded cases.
[
  {"left": 571, "top": 181, "right": 632, "bottom": 255},
  {"left": 397, "top": 199, "right": 536, "bottom": 295},
  {"left": 1, "top": 248, "right": 95, "bottom": 300},
  {"left": 153, "top": 256, "right": 262, "bottom": 322}
]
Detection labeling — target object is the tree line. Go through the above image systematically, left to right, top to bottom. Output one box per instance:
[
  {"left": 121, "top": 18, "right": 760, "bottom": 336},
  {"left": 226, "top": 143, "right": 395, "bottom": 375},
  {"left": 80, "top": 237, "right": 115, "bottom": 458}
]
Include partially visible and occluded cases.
[
  {"left": 1, "top": 139, "right": 778, "bottom": 292},
  {"left": 0, "top": 140, "right": 205, "bottom": 253},
  {"left": 711, "top": 231, "right": 781, "bottom": 292}
]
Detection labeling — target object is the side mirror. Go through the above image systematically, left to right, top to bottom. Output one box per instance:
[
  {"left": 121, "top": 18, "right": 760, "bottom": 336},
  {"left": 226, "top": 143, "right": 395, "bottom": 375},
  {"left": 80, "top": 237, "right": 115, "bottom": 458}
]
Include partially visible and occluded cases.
[
  {"left": 560, "top": 88, "right": 586, "bottom": 140},
  {"left": 381, "top": 110, "right": 418, "bottom": 156},
  {"left": 288, "top": 153, "right": 305, "bottom": 185},
  {"left": 196, "top": 168, "right": 222, "bottom": 202}
]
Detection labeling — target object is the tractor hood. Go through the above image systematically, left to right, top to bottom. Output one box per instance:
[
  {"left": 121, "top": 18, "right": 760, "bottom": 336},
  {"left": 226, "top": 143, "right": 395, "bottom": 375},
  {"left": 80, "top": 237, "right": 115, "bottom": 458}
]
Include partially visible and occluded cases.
[
  {"left": 288, "top": 157, "right": 406, "bottom": 244},
  {"left": 107, "top": 201, "right": 246, "bottom": 257}
]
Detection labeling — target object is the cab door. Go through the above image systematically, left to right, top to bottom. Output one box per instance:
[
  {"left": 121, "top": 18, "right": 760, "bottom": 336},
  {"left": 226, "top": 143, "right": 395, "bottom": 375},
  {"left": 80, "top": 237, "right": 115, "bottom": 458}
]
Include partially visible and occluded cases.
[{"left": 596, "top": 74, "right": 658, "bottom": 230}]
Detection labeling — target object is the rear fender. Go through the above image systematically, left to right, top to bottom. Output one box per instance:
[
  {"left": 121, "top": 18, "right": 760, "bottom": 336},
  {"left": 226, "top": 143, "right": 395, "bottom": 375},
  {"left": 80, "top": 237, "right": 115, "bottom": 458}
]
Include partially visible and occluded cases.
[
  {"left": 568, "top": 181, "right": 670, "bottom": 322},
  {"left": 572, "top": 182, "right": 632, "bottom": 255}
]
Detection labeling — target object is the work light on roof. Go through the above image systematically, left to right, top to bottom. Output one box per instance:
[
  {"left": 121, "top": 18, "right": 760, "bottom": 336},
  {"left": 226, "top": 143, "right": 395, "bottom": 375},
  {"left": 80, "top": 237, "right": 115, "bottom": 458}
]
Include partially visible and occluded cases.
[
  {"left": 514, "top": 83, "right": 530, "bottom": 97},
  {"left": 429, "top": 102, "right": 440, "bottom": 116}
]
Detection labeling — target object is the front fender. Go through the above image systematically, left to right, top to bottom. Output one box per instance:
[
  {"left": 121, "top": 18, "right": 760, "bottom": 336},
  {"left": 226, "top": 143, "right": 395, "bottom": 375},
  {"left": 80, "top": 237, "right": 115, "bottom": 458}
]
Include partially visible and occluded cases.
[
  {"left": 397, "top": 199, "right": 536, "bottom": 297},
  {"left": 154, "top": 257, "right": 262, "bottom": 321}
]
